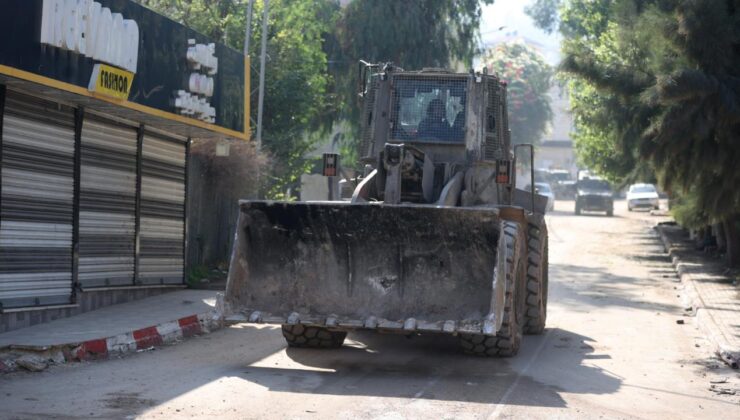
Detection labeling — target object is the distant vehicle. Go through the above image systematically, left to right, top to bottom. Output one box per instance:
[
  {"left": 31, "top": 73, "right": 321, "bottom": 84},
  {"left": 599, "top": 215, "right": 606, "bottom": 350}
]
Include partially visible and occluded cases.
[
  {"left": 534, "top": 168, "right": 553, "bottom": 184},
  {"left": 547, "top": 169, "right": 574, "bottom": 199},
  {"left": 548, "top": 169, "right": 571, "bottom": 183},
  {"left": 575, "top": 177, "right": 614, "bottom": 216},
  {"left": 558, "top": 180, "right": 577, "bottom": 199},
  {"left": 627, "top": 183, "right": 659, "bottom": 211}
]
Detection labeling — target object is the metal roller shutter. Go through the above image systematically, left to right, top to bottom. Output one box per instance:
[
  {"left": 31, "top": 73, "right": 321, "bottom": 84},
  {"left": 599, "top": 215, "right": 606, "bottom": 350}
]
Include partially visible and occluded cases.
[
  {"left": 0, "top": 92, "right": 75, "bottom": 308},
  {"left": 78, "top": 117, "right": 138, "bottom": 288},
  {"left": 139, "top": 133, "right": 186, "bottom": 284}
]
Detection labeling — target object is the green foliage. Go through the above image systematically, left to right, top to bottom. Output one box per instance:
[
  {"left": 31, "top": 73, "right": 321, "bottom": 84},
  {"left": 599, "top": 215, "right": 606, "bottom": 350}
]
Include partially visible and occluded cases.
[
  {"left": 137, "top": 0, "right": 338, "bottom": 198},
  {"left": 138, "top": 0, "right": 494, "bottom": 187},
  {"left": 329, "top": 0, "right": 493, "bottom": 168},
  {"left": 524, "top": 0, "right": 561, "bottom": 34},
  {"left": 530, "top": 0, "right": 740, "bottom": 230},
  {"left": 482, "top": 41, "right": 553, "bottom": 146},
  {"left": 670, "top": 191, "right": 713, "bottom": 230},
  {"left": 186, "top": 264, "right": 210, "bottom": 287}
]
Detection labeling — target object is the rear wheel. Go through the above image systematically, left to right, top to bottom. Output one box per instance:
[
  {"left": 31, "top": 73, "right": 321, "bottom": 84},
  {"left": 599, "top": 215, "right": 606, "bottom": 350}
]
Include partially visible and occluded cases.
[
  {"left": 575, "top": 203, "right": 582, "bottom": 215},
  {"left": 606, "top": 208, "right": 614, "bottom": 217},
  {"left": 460, "top": 221, "right": 525, "bottom": 357},
  {"left": 523, "top": 223, "right": 548, "bottom": 334},
  {"left": 281, "top": 324, "right": 347, "bottom": 349}
]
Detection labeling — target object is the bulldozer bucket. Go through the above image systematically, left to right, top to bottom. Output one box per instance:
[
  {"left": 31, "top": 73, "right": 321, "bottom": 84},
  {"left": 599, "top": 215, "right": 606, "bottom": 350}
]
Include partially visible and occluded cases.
[{"left": 224, "top": 200, "right": 509, "bottom": 335}]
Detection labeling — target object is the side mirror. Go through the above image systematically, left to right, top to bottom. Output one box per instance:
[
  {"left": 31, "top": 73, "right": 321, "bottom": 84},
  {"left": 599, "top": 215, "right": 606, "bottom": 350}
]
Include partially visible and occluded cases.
[{"left": 357, "top": 60, "right": 378, "bottom": 98}]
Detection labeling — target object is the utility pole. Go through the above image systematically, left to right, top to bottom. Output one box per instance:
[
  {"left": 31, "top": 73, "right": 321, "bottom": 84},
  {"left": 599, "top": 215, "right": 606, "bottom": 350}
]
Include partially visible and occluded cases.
[
  {"left": 243, "top": 0, "right": 255, "bottom": 142},
  {"left": 244, "top": 0, "right": 255, "bottom": 56},
  {"left": 256, "top": 0, "right": 269, "bottom": 150}
]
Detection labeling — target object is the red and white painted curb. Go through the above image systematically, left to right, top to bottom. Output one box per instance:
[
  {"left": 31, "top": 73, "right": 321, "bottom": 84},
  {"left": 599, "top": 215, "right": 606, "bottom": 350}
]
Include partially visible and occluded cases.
[
  {"left": 1, "top": 311, "right": 221, "bottom": 373},
  {"left": 70, "top": 312, "right": 220, "bottom": 361}
]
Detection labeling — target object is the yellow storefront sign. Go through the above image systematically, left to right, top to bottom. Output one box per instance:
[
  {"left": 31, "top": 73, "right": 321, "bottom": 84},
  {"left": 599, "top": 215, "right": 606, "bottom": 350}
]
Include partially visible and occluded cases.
[{"left": 88, "top": 64, "right": 134, "bottom": 100}]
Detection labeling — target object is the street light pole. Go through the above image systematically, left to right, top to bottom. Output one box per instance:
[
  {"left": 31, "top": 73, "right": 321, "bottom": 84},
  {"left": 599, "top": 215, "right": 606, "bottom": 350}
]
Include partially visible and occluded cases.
[
  {"left": 244, "top": 0, "right": 254, "bottom": 56},
  {"left": 255, "top": 0, "right": 269, "bottom": 150}
]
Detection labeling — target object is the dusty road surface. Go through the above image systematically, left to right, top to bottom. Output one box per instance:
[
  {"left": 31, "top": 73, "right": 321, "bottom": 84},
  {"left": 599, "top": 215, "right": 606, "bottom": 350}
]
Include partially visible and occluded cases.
[{"left": 2, "top": 200, "right": 739, "bottom": 419}]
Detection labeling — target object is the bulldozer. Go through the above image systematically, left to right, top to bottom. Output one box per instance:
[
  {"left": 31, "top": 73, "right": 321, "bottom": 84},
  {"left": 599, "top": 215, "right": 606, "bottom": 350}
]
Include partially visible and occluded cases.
[{"left": 223, "top": 62, "right": 549, "bottom": 356}]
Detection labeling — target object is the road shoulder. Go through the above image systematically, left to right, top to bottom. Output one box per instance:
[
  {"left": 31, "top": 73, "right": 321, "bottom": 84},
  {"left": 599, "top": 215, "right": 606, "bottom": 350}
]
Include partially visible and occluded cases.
[{"left": 656, "top": 222, "right": 740, "bottom": 368}]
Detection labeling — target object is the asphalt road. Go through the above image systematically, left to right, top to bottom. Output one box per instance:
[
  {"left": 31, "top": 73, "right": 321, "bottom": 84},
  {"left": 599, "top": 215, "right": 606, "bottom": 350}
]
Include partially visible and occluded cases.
[{"left": 2, "top": 200, "right": 739, "bottom": 419}]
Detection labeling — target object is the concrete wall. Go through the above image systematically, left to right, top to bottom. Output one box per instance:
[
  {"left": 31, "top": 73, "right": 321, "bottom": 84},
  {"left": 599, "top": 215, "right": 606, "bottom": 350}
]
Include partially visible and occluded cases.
[{"left": 186, "top": 139, "right": 263, "bottom": 269}]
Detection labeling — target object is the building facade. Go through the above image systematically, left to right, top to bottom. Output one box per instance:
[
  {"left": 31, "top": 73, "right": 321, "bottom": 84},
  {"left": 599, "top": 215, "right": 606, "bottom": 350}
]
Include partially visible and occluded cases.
[{"left": 0, "top": 0, "right": 247, "bottom": 331}]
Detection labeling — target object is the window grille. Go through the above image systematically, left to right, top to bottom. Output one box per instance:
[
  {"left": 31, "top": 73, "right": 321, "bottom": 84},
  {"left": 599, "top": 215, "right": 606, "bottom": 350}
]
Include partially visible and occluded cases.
[
  {"left": 390, "top": 76, "right": 467, "bottom": 143},
  {"left": 485, "top": 78, "right": 504, "bottom": 160}
]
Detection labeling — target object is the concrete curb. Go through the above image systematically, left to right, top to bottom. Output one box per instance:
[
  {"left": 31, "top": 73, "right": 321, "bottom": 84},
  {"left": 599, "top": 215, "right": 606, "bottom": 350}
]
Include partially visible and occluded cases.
[
  {"left": 655, "top": 224, "right": 740, "bottom": 369},
  {"left": 0, "top": 310, "right": 222, "bottom": 374}
]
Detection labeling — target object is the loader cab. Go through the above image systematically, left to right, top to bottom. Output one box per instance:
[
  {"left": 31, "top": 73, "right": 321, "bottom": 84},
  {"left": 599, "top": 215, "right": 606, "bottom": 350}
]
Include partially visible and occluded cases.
[
  {"left": 355, "top": 62, "right": 514, "bottom": 206},
  {"left": 359, "top": 65, "right": 510, "bottom": 166},
  {"left": 390, "top": 75, "right": 467, "bottom": 144}
]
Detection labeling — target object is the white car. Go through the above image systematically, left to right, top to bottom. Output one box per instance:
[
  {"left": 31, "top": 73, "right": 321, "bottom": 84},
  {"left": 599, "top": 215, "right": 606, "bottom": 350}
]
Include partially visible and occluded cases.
[
  {"left": 533, "top": 182, "right": 555, "bottom": 212},
  {"left": 627, "top": 183, "right": 660, "bottom": 211}
]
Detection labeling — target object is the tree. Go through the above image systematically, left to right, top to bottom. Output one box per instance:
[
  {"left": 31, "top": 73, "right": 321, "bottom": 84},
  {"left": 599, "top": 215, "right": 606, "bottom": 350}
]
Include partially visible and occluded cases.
[
  {"left": 137, "top": 0, "right": 339, "bottom": 199},
  {"left": 327, "top": 0, "right": 494, "bottom": 167},
  {"left": 524, "top": 0, "right": 561, "bottom": 34},
  {"left": 528, "top": 0, "right": 740, "bottom": 266},
  {"left": 481, "top": 41, "right": 553, "bottom": 146}
]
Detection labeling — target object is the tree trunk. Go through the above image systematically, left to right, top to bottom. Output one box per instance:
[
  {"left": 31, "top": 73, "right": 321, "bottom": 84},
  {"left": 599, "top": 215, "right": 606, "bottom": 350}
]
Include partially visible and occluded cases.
[
  {"left": 723, "top": 217, "right": 740, "bottom": 268},
  {"left": 713, "top": 223, "right": 726, "bottom": 253},
  {"left": 694, "top": 227, "right": 707, "bottom": 250}
]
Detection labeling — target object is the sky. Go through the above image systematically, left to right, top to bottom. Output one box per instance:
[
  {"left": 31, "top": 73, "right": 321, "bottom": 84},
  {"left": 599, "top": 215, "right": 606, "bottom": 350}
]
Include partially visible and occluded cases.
[{"left": 479, "top": 0, "right": 562, "bottom": 65}]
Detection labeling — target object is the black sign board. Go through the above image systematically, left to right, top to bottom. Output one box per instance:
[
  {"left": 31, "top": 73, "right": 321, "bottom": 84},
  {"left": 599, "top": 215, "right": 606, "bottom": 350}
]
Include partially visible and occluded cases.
[{"left": 0, "top": 0, "right": 245, "bottom": 134}]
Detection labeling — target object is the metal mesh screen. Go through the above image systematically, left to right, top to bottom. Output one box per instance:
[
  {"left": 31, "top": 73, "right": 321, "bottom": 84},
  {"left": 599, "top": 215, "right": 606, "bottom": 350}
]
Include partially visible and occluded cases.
[
  {"left": 390, "top": 76, "right": 467, "bottom": 143},
  {"left": 359, "top": 78, "right": 378, "bottom": 159},
  {"left": 484, "top": 78, "right": 504, "bottom": 160},
  {"left": 501, "top": 83, "right": 510, "bottom": 153}
]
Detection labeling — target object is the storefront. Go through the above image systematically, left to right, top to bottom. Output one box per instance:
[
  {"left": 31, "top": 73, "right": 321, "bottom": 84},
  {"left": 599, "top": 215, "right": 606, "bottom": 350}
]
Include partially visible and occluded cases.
[{"left": 0, "top": 0, "right": 247, "bottom": 317}]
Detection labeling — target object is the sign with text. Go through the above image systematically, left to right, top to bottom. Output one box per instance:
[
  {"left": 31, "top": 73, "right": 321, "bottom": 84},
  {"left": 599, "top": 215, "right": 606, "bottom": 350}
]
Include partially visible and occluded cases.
[
  {"left": 0, "top": 0, "right": 245, "bottom": 133},
  {"left": 40, "top": 0, "right": 139, "bottom": 73},
  {"left": 88, "top": 64, "right": 133, "bottom": 99}
]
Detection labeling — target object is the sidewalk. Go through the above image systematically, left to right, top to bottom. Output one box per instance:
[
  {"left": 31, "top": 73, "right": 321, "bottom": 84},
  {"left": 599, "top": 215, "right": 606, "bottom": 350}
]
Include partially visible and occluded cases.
[
  {"left": 656, "top": 222, "right": 740, "bottom": 368},
  {"left": 0, "top": 289, "right": 221, "bottom": 373}
]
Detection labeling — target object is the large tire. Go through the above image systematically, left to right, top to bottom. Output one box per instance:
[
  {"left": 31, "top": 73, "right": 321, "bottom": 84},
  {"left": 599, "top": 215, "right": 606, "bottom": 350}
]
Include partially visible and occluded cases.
[
  {"left": 575, "top": 202, "right": 582, "bottom": 215},
  {"left": 460, "top": 221, "right": 526, "bottom": 357},
  {"left": 523, "top": 222, "right": 548, "bottom": 334},
  {"left": 281, "top": 324, "right": 347, "bottom": 349}
]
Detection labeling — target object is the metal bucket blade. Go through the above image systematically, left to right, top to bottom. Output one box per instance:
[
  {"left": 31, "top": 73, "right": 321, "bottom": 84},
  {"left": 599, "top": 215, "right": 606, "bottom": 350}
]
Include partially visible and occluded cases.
[{"left": 225, "top": 201, "right": 502, "bottom": 334}]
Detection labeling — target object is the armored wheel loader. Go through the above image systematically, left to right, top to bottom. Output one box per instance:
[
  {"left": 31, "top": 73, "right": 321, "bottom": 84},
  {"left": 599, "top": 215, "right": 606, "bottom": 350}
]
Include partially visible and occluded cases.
[{"left": 224, "top": 62, "right": 549, "bottom": 356}]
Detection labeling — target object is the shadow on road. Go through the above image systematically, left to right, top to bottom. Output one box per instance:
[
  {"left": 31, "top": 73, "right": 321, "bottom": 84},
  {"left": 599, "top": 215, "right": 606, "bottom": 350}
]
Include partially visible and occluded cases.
[
  {"left": 551, "top": 262, "right": 680, "bottom": 313},
  {"left": 225, "top": 326, "right": 623, "bottom": 407}
]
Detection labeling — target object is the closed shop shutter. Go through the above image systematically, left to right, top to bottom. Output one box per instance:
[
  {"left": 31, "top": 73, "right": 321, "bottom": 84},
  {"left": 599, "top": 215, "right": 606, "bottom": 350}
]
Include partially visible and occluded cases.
[
  {"left": 0, "top": 92, "right": 75, "bottom": 308},
  {"left": 78, "top": 116, "right": 138, "bottom": 288},
  {"left": 139, "top": 133, "right": 186, "bottom": 284}
]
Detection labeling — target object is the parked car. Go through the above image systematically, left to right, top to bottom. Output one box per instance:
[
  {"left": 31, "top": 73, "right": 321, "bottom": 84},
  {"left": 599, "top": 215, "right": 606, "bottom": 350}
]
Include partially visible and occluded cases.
[
  {"left": 575, "top": 177, "right": 614, "bottom": 216},
  {"left": 526, "top": 182, "right": 555, "bottom": 212},
  {"left": 627, "top": 183, "right": 660, "bottom": 211}
]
